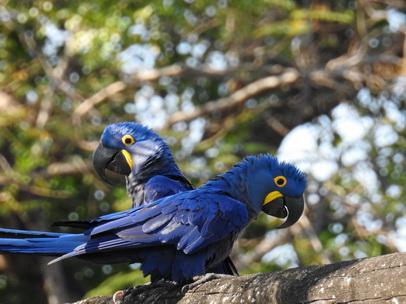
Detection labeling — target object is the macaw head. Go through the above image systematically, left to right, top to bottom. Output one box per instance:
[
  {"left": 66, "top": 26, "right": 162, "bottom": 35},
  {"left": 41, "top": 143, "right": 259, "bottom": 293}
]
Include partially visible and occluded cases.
[
  {"left": 93, "top": 122, "right": 169, "bottom": 184},
  {"left": 211, "top": 155, "right": 307, "bottom": 228},
  {"left": 256, "top": 156, "right": 306, "bottom": 228}
]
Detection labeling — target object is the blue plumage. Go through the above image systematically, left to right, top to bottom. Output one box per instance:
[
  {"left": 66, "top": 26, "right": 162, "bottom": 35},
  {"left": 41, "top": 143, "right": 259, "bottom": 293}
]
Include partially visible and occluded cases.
[
  {"left": 88, "top": 122, "right": 238, "bottom": 275},
  {"left": 92, "top": 122, "right": 194, "bottom": 208},
  {"left": 0, "top": 154, "right": 306, "bottom": 282}
]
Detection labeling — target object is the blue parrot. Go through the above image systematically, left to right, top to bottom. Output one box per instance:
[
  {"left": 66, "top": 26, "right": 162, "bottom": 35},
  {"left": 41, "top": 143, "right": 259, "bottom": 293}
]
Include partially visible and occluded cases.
[
  {"left": 87, "top": 121, "right": 237, "bottom": 275},
  {"left": 91, "top": 122, "right": 194, "bottom": 208},
  {"left": 0, "top": 154, "right": 306, "bottom": 282}
]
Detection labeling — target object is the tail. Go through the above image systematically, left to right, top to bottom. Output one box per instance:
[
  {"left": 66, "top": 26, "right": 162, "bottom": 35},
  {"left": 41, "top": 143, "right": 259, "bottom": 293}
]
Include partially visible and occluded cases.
[{"left": 0, "top": 228, "right": 88, "bottom": 256}]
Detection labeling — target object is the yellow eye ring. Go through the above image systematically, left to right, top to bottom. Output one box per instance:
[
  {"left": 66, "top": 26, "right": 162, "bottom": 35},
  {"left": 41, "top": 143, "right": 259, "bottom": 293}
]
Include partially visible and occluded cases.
[
  {"left": 122, "top": 135, "right": 135, "bottom": 145},
  {"left": 274, "top": 176, "right": 287, "bottom": 187}
]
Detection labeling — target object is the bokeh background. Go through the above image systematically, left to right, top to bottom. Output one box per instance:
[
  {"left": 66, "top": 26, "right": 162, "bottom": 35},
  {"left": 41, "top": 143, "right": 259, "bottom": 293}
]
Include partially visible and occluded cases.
[{"left": 0, "top": 0, "right": 405, "bottom": 303}]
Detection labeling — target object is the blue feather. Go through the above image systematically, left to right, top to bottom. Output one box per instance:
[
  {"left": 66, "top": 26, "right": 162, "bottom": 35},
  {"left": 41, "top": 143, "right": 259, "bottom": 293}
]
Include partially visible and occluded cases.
[
  {"left": 0, "top": 154, "right": 306, "bottom": 282},
  {"left": 142, "top": 213, "right": 174, "bottom": 234}
]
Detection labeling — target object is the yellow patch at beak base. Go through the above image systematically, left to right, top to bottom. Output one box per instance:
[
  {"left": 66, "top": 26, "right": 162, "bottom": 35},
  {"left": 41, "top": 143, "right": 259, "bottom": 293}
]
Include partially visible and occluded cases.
[
  {"left": 120, "top": 150, "right": 133, "bottom": 170},
  {"left": 263, "top": 191, "right": 283, "bottom": 206}
]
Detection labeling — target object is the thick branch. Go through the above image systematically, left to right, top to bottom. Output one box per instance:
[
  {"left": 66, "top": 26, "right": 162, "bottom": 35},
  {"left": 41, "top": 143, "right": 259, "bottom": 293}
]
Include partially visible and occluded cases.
[{"left": 74, "top": 252, "right": 406, "bottom": 304}]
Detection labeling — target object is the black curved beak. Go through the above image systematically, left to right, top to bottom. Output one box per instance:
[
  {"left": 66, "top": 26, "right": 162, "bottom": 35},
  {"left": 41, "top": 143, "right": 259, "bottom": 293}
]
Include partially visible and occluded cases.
[
  {"left": 92, "top": 142, "right": 132, "bottom": 184},
  {"left": 262, "top": 195, "right": 305, "bottom": 229}
]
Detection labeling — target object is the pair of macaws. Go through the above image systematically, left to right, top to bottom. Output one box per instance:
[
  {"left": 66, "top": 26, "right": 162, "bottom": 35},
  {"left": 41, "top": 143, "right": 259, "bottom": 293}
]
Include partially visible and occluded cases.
[{"left": 0, "top": 122, "right": 306, "bottom": 282}]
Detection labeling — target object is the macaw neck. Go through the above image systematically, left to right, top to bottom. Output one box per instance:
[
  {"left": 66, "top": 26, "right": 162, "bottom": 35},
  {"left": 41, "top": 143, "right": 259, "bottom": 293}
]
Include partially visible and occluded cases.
[
  {"left": 126, "top": 144, "right": 185, "bottom": 207},
  {"left": 141, "top": 145, "right": 183, "bottom": 177},
  {"left": 205, "top": 164, "right": 259, "bottom": 219}
]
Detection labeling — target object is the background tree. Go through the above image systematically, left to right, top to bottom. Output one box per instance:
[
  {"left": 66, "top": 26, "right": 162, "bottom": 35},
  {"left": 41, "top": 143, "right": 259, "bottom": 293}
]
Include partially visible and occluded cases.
[{"left": 0, "top": 0, "right": 404, "bottom": 303}]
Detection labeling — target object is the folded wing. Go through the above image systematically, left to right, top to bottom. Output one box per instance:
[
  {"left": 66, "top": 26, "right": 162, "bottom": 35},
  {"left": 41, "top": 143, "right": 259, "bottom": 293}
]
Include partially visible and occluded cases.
[{"left": 50, "top": 189, "right": 249, "bottom": 263}]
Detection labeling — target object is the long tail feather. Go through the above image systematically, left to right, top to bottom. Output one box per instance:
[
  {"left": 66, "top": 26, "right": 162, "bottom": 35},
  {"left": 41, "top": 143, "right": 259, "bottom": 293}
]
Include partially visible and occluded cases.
[
  {"left": 0, "top": 228, "right": 88, "bottom": 256},
  {"left": 0, "top": 228, "right": 64, "bottom": 238}
]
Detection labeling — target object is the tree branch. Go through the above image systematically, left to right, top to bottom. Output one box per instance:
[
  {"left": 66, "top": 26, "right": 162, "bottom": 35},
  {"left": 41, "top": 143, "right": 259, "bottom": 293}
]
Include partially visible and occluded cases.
[
  {"left": 72, "top": 64, "right": 233, "bottom": 119},
  {"left": 165, "top": 68, "right": 300, "bottom": 128},
  {"left": 73, "top": 81, "right": 127, "bottom": 118},
  {"left": 74, "top": 252, "right": 406, "bottom": 304}
]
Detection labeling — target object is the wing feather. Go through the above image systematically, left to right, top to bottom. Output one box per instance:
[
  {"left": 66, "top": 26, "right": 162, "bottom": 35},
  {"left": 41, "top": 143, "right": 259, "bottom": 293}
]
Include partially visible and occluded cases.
[{"left": 51, "top": 189, "right": 249, "bottom": 264}]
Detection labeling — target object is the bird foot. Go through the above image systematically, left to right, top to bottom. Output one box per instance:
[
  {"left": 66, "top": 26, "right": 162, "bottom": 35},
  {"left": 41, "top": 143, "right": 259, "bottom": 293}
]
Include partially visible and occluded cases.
[
  {"left": 181, "top": 273, "right": 233, "bottom": 294},
  {"left": 119, "top": 280, "right": 179, "bottom": 299},
  {"left": 111, "top": 285, "right": 148, "bottom": 303}
]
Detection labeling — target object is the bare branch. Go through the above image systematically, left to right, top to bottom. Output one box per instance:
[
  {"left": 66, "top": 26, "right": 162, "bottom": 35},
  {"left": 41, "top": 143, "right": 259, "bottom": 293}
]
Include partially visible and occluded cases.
[
  {"left": 129, "top": 64, "right": 235, "bottom": 81},
  {"left": 72, "top": 65, "right": 233, "bottom": 119},
  {"left": 165, "top": 68, "right": 300, "bottom": 128},
  {"left": 73, "top": 81, "right": 127, "bottom": 117},
  {"left": 44, "top": 160, "right": 92, "bottom": 177}
]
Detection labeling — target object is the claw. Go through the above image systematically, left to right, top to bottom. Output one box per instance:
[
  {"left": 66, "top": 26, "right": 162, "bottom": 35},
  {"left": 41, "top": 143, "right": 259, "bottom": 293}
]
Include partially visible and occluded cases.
[
  {"left": 181, "top": 273, "right": 232, "bottom": 294},
  {"left": 112, "top": 290, "right": 124, "bottom": 304}
]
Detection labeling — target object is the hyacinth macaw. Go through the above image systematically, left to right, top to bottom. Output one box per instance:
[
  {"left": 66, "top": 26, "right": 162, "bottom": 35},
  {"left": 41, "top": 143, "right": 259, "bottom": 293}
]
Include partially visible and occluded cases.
[
  {"left": 88, "top": 121, "right": 236, "bottom": 275},
  {"left": 92, "top": 122, "right": 194, "bottom": 208},
  {"left": 0, "top": 154, "right": 305, "bottom": 282}
]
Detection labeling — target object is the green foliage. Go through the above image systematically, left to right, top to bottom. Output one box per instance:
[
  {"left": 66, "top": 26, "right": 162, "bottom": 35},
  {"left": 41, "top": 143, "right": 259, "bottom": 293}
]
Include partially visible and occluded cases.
[
  {"left": 0, "top": 0, "right": 404, "bottom": 302},
  {"left": 241, "top": 261, "right": 285, "bottom": 275},
  {"left": 84, "top": 270, "right": 149, "bottom": 298}
]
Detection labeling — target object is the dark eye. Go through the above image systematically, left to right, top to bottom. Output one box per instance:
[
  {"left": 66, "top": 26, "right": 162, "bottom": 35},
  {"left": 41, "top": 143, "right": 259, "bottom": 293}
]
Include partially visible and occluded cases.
[
  {"left": 122, "top": 135, "right": 135, "bottom": 145},
  {"left": 274, "top": 176, "right": 287, "bottom": 187}
]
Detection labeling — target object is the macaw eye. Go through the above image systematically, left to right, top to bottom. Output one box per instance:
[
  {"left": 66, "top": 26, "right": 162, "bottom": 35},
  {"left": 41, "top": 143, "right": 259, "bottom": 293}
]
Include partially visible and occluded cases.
[
  {"left": 122, "top": 135, "right": 135, "bottom": 145},
  {"left": 274, "top": 176, "right": 287, "bottom": 187}
]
